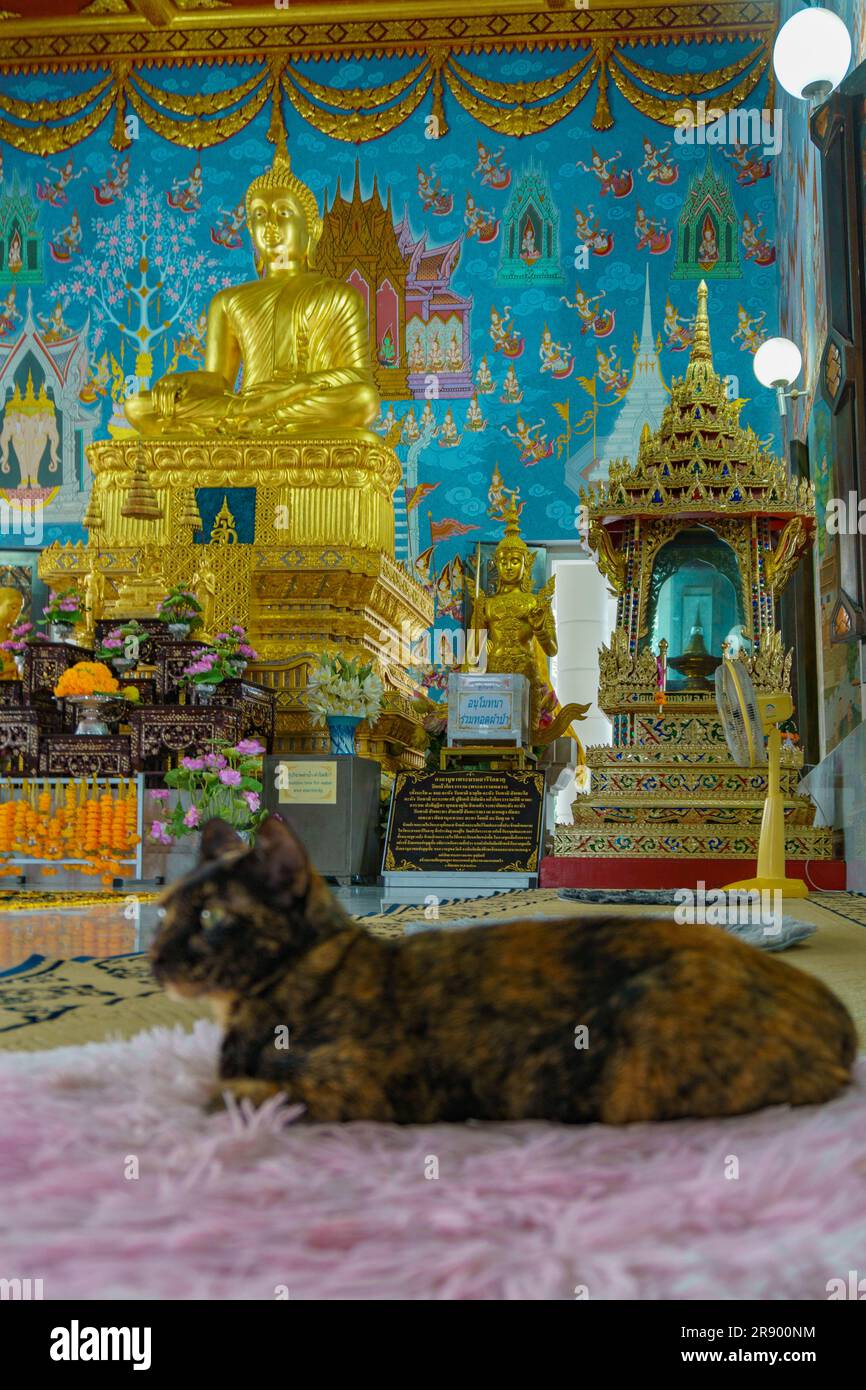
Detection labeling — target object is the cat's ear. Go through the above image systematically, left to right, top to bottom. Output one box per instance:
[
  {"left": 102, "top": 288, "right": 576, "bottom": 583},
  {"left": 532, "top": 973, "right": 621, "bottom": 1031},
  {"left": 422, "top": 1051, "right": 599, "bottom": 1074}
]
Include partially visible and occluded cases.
[
  {"left": 253, "top": 814, "right": 309, "bottom": 895},
  {"left": 199, "top": 818, "right": 244, "bottom": 861}
]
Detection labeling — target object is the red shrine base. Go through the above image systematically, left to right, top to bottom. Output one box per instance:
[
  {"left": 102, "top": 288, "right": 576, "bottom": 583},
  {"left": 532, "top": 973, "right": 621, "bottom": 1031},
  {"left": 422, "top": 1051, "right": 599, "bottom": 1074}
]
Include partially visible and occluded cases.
[{"left": 539, "top": 856, "right": 847, "bottom": 892}]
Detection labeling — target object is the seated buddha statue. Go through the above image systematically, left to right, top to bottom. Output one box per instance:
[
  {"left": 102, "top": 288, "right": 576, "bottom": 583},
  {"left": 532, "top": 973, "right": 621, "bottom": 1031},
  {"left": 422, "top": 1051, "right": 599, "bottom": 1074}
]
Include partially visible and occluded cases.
[{"left": 124, "top": 143, "right": 380, "bottom": 437}]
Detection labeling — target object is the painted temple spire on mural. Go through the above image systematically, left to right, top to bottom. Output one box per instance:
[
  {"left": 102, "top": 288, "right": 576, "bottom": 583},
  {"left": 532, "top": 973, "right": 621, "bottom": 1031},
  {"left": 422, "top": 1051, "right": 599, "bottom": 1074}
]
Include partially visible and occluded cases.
[{"left": 565, "top": 265, "right": 667, "bottom": 491}]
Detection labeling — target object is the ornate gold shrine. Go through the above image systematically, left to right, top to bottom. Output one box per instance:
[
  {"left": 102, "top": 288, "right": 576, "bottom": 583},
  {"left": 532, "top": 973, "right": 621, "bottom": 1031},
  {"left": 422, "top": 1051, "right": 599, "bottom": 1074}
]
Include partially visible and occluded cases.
[
  {"left": 558, "top": 282, "right": 832, "bottom": 863},
  {"left": 39, "top": 437, "right": 434, "bottom": 770}
]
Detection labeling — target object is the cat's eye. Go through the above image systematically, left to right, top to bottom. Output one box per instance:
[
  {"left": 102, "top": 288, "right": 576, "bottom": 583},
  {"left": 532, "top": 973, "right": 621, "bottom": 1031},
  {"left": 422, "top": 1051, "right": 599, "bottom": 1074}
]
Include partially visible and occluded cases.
[{"left": 200, "top": 906, "right": 228, "bottom": 937}]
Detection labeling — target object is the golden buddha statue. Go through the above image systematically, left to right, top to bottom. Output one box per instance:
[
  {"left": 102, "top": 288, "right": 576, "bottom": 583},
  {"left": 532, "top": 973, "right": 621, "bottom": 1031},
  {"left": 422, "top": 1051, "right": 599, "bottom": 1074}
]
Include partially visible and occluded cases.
[
  {"left": 124, "top": 142, "right": 380, "bottom": 438},
  {"left": 471, "top": 497, "right": 589, "bottom": 745}
]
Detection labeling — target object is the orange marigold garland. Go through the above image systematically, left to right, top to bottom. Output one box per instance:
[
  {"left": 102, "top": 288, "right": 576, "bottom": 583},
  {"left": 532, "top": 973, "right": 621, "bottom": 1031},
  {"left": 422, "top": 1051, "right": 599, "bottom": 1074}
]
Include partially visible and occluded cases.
[{"left": 0, "top": 777, "right": 139, "bottom": 884}]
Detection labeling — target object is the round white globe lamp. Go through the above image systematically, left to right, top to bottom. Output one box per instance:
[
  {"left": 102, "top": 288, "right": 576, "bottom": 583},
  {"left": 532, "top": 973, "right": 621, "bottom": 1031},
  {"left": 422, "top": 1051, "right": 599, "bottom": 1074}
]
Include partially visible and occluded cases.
[
  {"left": 773, "top": 7, "right": 852, "bottom": 101},
  {"left": 754, "top": 338, "right": 805, "bottom": 418}
]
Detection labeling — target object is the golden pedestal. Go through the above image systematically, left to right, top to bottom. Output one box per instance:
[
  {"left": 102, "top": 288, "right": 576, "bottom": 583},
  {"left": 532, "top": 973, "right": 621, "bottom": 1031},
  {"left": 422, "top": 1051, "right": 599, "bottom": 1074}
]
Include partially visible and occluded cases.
[{"left": 39, "top": 433, "right": 434, "bottom": 770}]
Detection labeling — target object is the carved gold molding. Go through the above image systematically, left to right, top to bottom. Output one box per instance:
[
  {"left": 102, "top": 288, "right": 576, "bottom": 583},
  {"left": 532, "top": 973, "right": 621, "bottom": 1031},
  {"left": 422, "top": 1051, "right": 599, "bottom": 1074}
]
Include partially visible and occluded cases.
[
  {"left": 0, "top": 1, "right": 778, "bottom": 145},
  {"left": 0, "top": 4, "right": 779, "bottom": 73}
]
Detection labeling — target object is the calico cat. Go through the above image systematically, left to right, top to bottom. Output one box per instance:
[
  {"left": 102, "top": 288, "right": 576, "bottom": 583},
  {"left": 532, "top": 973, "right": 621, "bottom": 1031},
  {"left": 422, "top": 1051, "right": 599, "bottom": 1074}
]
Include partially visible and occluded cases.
[{"left": 151, "top": 816, "right": 857, "bottom": 1124}]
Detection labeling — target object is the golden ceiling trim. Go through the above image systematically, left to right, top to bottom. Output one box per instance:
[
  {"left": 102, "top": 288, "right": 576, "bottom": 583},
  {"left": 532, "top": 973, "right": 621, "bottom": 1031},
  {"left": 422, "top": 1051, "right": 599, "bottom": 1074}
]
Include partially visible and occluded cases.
[
  {"left": 0, "top": 3, "right": 778, "bottom": 72},
  {"left": 0, "top": 33, "right": 776, "bottom": 151}
]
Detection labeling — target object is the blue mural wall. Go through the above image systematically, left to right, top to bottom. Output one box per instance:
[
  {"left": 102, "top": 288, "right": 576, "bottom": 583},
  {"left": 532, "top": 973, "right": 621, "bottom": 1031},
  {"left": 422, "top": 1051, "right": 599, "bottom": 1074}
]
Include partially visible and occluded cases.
[{"left": 0, "top": 46, "right": 781, "bottom": 613}]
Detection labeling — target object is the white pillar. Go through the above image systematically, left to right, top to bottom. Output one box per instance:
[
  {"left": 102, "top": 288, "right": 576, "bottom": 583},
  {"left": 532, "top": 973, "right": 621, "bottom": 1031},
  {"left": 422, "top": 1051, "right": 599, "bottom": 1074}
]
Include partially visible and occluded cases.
[{"left": 550, "top": 556, "right": 616, "bottom": 824}]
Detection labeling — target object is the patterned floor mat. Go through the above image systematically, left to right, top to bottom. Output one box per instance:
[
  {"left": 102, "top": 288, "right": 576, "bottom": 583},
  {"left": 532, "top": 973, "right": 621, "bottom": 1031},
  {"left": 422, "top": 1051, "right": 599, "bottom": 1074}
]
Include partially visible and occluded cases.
[{"left": 1, "top": 890, "right": 863, "bottom": 1053}]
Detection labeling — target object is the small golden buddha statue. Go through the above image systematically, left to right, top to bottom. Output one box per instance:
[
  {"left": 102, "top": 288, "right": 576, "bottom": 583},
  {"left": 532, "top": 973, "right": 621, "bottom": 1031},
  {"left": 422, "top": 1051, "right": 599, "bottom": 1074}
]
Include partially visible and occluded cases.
[
  {"left": 124, "top": 142, "right": 380, "bottom": 438},
  {"left": 471, "top": 497, "right": 589, "bottom": 744},
  {"left": 0, "top": 585, "right": 24, "bottom": 679}
]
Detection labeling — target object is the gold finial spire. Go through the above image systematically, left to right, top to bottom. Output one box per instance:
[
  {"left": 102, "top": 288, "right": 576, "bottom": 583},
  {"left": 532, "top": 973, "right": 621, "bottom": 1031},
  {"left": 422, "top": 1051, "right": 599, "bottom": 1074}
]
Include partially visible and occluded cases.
[
  {"left": 688, "top": 279, "right": 713, "bottom": 366},
  {"left": 501, "top": 491, "right": 524, "bottom": 542}
]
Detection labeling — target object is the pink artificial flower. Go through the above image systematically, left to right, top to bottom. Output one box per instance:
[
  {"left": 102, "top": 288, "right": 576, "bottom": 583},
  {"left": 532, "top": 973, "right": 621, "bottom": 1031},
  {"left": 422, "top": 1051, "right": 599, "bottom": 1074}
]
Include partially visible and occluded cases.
[
  {"left": 11, "top": 622, "right": 32, "bottom": 638},
  {"left": 231, "top": 625, "right": 245, "bottom": 637},
  {"left": 238, "top": 643, "right": 257, "bottom": 659},
  {"left": 234, "top": 739, "right": 264, "bottom": 757},
  {"left": 204, "top": 752, "right": 227, "bottom": 770},
  {"left": 180, "top": 756, "right": 205, "bottom": 771},
  {"left": 219, "top": 767, "right": 242, "bottom": 787},
  {"left": 148, "top": 789, "right": 170, "bottom": 801},
  {"left": 243, "top": 792, "right": 261, "bottom": 813},
  {"left": 183, "top": 806, "right": 200, "bottom": 829},
  {"left": 149, "top": 820, "right": 172, "bottom": 845}
]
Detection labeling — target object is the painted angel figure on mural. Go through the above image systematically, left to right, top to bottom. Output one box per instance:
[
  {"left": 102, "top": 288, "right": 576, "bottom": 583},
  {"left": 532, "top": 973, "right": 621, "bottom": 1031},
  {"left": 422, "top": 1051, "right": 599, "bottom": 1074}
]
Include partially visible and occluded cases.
[
  {"left": 638, "top": 137, "right": 678, "bottom": 186},
  {"left": 473, "top": 141, "right": 511, "bottom": 190},
  {"left": 723, "top": 144, "right": 773, "bottom": 186},
  {"left": 575, "top": 149, "right": 633, "bottom": 199},
  {"left": 92, "top": 154, "right": 131, "bottom": 207},
  {"left": 37, "top": 156, "right": 84, "bottom": 208},
  {"left": 168, "top": 159, "right": 204, "bottom": 214},
  {"left": 417, "top": 166, "right": 453, "bottom": 216},
  {"left": 464, "top": 193, "right": 499, "bottom": 243},
  {"left": 210, "top": 201, "right": 245, "bottom": 250},
  {"left": 634, "top": 204, "right": 671, "bottom": 255},
  {"left": 574, "top": 205, "right": 613, "bottom": 257},
  {"left": 49, "top": 209, "right": 82, "bottom": 263},
  {"left": 741, "top": 211, "right": 777, "bottom": 267},
  {"left": 697, "top": 215, "right": 719, "bottom": 271},
  {"left": 520, "top": 218, "right": 542, "bottom": 264},
  {"left": 560, "top": 282, "right": 615, "bottom": 338},
  {"left": 0, "top": 288, "right": 21, "bottom": 341},
  {"left": 663, "top": 295, "right": 694, "bottom": 352},
  {"left": 37, "top": 299, "right": 72, "bottom": 344},
  {"left": 489, "top": 305, "right": 524, "bottom": 358},
  {"left": 731, "top": 305, "right": 768, "bottom": 354},
  {"left": 165, "top": 310, "right": 208, "bottom": 374},
  {"left": 538, "top": 326, "right": 573, "bottom": 380},
  {"left": 445, "top": 330, "right": 463, "bottom": 372},
  {"left": 426, "top": 331, "right": 445, "bottom": 372},
  {"left": 408, "top": 335, "right": 426, "bottom": 372},
  {"left": 596, "top": 345, "right": 629, "bottom": 396},
  {"left": 78, "top": 349, "right": 112, "bottom": 404},
  {"left": 475, "top": 355, "right": 496, "bottom": 394},
  {"left": 500, "top": 362, "right": 523, "bottom": 404},
  {"left": 464, "top": 392, "right": 486, "bottom": 432},
  {"left": 419, "top": 401, "right": 439, "bottom": 437},
  {"left": 376, "top": 403, "right": 399, "bottom": 438},
  {"left": 438, "top": 406, "right": 462, "bottom": 449},
  {"left": 401, "top": 407, "right": 421, "bottom": 444},
  {"left": 501, "top": 414, "right": 553, "bottom": 467},
  {"left": 487, "top": 466, "right": 525, "bottom": 521}
]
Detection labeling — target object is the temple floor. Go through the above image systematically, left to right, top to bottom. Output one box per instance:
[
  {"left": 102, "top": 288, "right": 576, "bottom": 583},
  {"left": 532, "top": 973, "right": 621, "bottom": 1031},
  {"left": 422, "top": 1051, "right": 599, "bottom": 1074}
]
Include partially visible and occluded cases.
[{"left": 1, "top": 888, "right": 865, "bottom": 1053}]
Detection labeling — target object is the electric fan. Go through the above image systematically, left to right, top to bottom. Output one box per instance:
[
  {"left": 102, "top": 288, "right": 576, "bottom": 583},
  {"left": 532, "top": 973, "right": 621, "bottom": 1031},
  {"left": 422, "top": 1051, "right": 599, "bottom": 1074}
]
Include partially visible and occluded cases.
[{"left": 714, "top": 656, "right": 808, "bottom": 898}]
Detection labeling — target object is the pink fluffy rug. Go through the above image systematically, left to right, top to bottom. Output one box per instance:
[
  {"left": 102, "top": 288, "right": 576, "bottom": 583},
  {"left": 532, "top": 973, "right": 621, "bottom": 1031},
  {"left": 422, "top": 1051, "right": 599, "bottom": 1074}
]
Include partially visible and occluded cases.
[{"left": 1, "top": 1022, "right": 865, "bottom": 1300}]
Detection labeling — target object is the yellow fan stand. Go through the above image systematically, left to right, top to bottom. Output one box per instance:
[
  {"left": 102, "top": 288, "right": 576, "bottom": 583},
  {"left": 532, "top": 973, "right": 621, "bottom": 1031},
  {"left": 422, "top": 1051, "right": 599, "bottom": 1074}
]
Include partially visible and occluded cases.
[{"left": 715, "top": 657, "right": 808, "bottom": 900}]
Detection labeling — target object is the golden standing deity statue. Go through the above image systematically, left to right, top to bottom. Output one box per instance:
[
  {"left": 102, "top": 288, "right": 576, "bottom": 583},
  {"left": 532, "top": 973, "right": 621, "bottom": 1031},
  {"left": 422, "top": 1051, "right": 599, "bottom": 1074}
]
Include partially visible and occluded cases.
[
  {"left": 124, "top": 143, "right": 380, "bottom": 437},
  {"left": 471, "top": 497, "right": 589, "bottom": 745},
  {"left": 0, "top": 585, "right": 24, "bottom": 679}
]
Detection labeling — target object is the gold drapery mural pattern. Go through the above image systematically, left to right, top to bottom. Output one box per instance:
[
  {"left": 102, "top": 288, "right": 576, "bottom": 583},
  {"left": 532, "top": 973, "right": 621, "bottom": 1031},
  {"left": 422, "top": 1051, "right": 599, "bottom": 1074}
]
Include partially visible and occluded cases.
[{"left": 0, "top": 40, "right": 773, "bottom": 154}]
